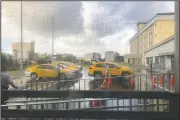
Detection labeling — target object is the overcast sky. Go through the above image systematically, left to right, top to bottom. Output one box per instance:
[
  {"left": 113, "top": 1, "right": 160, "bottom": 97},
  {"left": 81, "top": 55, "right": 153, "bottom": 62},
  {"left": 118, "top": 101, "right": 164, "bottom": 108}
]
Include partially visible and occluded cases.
[{"left": 1, "top": 1, "right": 174, "bottom": 57}]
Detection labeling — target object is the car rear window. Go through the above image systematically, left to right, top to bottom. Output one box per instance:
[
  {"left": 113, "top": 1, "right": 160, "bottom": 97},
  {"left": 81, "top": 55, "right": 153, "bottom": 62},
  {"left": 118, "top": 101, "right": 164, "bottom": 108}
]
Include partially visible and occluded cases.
[{"left": 96, "top": 64, "right": 106, "bottom": 68}]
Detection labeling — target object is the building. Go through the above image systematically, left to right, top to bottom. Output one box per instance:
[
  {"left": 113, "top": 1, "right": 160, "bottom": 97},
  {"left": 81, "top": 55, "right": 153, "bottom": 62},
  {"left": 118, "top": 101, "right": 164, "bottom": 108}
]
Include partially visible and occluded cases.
[
  {"left": 128, "top": 12, "right": 174, "bottom": 65},
  {"left": 145, "top": 35, "right": 174, "bottom": 73},
  {"left": 12, "top": 41, "right": 35, "bottom": 62},
  {"left": 105, "top": 51, "right": 119, "bottom": 62},
  {"left": 84, "top": 53, "right": 101, "bottom": 60}
]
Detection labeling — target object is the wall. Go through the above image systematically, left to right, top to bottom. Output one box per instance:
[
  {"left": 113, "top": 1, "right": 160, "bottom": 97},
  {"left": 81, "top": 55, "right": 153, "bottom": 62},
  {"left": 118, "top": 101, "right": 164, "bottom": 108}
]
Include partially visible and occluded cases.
[
  {"left": 154, "top": 20, "right": 174, "bottom": 45},
  {"left": 138, "top": 23, "right": 146, "bottom": 31},
  {"left": 130, "top": 38, "right": 139, "bottom": 54},
  {"left": 145, "top": 38, "right": 174, "bottom": 57},
  {"left": 12, "top": 42, "right": 35, "bottom": 61},
  {"left": 105, "top": 52, "right": 115, "bottom": 62}
]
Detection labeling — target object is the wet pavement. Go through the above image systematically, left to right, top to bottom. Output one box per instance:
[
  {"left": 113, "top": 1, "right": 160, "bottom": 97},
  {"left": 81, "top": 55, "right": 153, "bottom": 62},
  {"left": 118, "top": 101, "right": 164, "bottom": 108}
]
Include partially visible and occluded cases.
[
  {"left": 5, "top": 66, "right": 141, "bottom": 111},
  {"left": 5, "top": 66, "right": 169, "bottom": 111}
]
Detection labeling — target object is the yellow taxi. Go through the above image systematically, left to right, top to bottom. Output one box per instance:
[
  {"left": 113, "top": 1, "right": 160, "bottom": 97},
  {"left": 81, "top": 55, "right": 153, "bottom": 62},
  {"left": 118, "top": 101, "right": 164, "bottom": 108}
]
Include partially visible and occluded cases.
[
  {"left": 52, "top": 61, "right": 82, "bottom": 72},
  {"left": 52, "top": 61, "right": 78, "bottom": 72},
  {"left": 63, "top": 61, "right": 82, "bottom": 70},
  {"left": 88, "top": 62, "right": 133, "bottom": 78},
  {"left": 88, "top": 62, "right": 134, "bottom": 90},
  {"left": 25, "top": 64, "right": 75, "bottom": 80}
]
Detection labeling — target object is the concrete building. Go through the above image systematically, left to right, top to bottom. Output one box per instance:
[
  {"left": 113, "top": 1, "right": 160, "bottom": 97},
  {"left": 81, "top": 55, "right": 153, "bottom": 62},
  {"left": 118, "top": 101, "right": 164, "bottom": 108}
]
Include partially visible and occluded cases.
[
  {"left": 128, "top": 12, "right": 174, "bottom": 65},
  {"left": 145, "top": 35, "right": 175, "bottom": 73},
  {"left": 12, "top": 41, "right": 35, "bottom": 62},
  {"left": 105, "top": 51, "right": 119, "bottom": 62}
]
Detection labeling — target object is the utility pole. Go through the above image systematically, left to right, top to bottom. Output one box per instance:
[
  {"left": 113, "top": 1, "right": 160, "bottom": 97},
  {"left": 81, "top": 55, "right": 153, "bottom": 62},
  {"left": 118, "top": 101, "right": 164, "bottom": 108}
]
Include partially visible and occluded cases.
[
  {"left": 20, "top": 0, "right": 23, "bottom": 70},
  {"left": 52, "top": 15, "right": 55, "bottom": 56}
]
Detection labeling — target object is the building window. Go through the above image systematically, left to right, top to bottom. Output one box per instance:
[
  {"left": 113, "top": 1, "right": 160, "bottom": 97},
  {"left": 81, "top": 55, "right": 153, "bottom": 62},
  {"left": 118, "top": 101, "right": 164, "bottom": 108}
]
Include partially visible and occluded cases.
[
  {"left": 155, "top": 56, "right": 159, "bottom": 64},
  {"left": 160, "top": 56, "right": 165, "bottom": 65},
  {"left": 146, "top": 58, "right": 149, "bottom": 64}
]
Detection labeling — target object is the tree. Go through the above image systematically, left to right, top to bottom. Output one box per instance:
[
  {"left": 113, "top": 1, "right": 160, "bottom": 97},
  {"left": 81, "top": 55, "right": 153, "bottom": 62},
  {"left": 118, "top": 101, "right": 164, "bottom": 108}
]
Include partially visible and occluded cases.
[
  {"left": 1, "top": 53, "right": 7, "bottom": 69},
  {"left": 56, "top": 55, "right": 63, "bottom": 61},
  {"left": 63, "top": 55, "right": 76, "bottom": 62}
]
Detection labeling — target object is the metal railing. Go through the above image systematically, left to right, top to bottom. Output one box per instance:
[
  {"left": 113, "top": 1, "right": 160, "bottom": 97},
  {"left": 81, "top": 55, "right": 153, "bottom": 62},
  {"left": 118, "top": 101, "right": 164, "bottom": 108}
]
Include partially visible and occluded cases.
[
  {"left": 1, "top": 74, "right": 178, "bottom": 120},
  {"left": 13, "top": 74, "right": 175, "bottom": 92},
  {"left": 1, "top": 90, "right": 179, "bottom": 119}
]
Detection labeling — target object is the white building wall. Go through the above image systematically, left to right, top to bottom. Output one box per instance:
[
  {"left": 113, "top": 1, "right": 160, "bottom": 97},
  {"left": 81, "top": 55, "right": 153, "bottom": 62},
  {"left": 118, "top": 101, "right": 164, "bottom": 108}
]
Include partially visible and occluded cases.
[
  {"left": 145, "top": 38, "right": 174, "bottom": 57},
  {"left": 145, "top": 38, "right": 174, "bottom": 72},
  {"left": 105, "top": 52, "right": 115, "bottom": 62},
  {"left": 165, "top": 56, "right": 172, "bottom": 70}
]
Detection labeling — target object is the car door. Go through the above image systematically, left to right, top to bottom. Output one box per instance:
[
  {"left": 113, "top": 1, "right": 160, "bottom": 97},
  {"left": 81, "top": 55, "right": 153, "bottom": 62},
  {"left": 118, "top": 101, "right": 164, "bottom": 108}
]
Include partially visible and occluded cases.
[
  {"left": 95, "top": 63, "right": 106, "bottom": 76},
  {"left": 108, "top": 63, "right": 120, "bottom": 76},
  {"left": 36, "top": 65, "right": 49, "bottom": 77},
  {"left": 44, "top": 65, "right": 57, "bottom": 77}
]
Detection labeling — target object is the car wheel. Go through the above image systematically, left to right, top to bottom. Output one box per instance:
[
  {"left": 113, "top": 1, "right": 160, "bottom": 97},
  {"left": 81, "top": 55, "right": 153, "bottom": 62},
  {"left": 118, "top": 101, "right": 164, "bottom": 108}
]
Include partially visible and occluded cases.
[
  {"left": 94, "top": 72, "right": 102, "bottom": 79},
  {"left": 121, "top": 72, "right": 130, "bottom": 89},
  {"left": 30, "top": 73, "right": 38, "bottom": 80},
  {"left": 60, "top": 74, "right": 67, "bottom": 80}
]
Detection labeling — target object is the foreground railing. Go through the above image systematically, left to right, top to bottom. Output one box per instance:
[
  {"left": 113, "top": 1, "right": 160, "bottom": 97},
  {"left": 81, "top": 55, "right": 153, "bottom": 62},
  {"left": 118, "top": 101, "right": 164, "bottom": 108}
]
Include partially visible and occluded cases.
[
  {"left": 15, "top": 73, "right": 175, "bottom": 92},
  {"left": 1, "top": 90, "right": 179, "bottom": 120}
]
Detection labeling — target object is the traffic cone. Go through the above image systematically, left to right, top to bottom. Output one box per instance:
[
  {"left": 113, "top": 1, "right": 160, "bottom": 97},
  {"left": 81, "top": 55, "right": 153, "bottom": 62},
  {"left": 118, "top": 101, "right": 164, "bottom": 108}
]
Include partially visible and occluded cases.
[
  {"left": 170, "top": 74, "right": 174, "bottom": 89},
  {"left": 107, "top": 75, "right": 112, "bottom": 89},
  {"left": 130, "top": 75, "right": 135, "bottom": 89},
  {"left": 159, "top": 75, "right": 164, "bottom": 87},
  {"left": 152, "top": 76, "right": 157, "bottom": 89},
  {"left": 103, "top": 78, "right": 108, "bottom": 89},
  {"left": 92, "top": 100, "right": 97, "bottom": 108}
]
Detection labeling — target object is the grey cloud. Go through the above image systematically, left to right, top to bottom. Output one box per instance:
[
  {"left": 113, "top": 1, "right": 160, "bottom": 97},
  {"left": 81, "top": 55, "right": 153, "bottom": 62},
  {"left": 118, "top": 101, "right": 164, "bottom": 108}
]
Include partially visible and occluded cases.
[
  {"left": 90, "top": 1, "right": 174, "bottom": 38},
  {"left": 23, "top": 2, "right": 84, "bottom": 38},
  {"left": 123, "top": 2, "right": 174, "bottom": 22}
]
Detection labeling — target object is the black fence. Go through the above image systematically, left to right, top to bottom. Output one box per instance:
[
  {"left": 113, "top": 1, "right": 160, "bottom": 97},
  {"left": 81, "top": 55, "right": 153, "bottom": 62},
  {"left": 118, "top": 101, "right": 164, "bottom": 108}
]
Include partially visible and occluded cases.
[
  {"left": 1, "top": 74, "right": 179, "bottom": 120},
  {"left": 1, "top": 90, "right": 179, "bottom": 120}
]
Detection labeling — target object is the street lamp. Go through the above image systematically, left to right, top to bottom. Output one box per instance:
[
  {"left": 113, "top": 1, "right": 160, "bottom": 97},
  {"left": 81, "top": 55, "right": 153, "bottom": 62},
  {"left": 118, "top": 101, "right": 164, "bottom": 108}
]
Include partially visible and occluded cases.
[
  {"left": 20, "top": 0, "right": 23, "bottom": 70},
  {"left": 52, "top": 14, "right": 55, "bottom": 56}
]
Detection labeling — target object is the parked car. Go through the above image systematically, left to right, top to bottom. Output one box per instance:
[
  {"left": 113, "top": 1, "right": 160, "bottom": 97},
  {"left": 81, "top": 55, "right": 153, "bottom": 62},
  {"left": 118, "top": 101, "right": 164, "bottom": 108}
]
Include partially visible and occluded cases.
[
  {"left": 62, "top": 61, "right": 82, "bottom": 71},
  {"left": 88, "top": 62, "right": 134, "bottom": 88},
  {"left": 25, "top": 64, "right": 75, "bottom": 80}
]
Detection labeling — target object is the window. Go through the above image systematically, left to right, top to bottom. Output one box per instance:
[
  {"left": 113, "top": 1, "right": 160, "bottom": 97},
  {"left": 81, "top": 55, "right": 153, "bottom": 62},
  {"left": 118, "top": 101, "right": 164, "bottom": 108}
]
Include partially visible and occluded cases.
[
  {"left": 155, "top": 56, "right": 159, "bottom": 64},
  {"left": 160, "top": 56, "right": 165, "bottom": 65},
  {"left": 146, "top": 58, "right": 149, "bottom": 64},
  {"left": 96, "top": 64, "right": 106, "bottom": 68},
  {"left": 108, "top": 64, "right": 117, "bottom": 68},
  {"left": 37, "top": 65, "right": 55, "bottom": 69},
  {"left": 37, "top": 65, "right": 46, "bottom": 69},
  {"left": 46, "top": 65, "right": 55, "bottom": 69}
]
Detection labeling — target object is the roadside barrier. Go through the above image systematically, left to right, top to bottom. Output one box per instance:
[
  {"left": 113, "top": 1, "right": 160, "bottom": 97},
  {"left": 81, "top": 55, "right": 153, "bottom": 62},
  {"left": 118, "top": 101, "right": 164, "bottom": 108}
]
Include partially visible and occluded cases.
[
  {"left": 130, "top": 75, "right": 135, "bottom": 89},
  {"left": 159, "top": 75, "right": 164, "bottom": 87},
  {"left": 152, "top": 76, "right": 157, "bottom": 89}
]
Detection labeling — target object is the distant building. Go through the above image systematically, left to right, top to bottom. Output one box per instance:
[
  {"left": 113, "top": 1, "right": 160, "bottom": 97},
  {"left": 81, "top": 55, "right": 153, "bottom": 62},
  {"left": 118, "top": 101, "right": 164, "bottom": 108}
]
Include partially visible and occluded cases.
[
  {"left": 128, "top": 12, "right": 174, "bottom": 65},
  {"left": 12, "top": 41, "right": 35, "bottom": 62},
  {"left": 105, "top": 51, "right": 119, "bottom": 62},
  {"left": 84, "top": 52, "right": 101, "bottom": 60}
]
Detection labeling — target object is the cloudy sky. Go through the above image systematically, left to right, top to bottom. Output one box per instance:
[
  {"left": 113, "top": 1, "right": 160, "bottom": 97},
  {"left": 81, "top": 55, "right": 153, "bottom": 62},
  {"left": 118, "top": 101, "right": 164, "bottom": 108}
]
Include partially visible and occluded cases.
[{"left": 1, "top": 1, "right": 174, "bottom": 57}]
